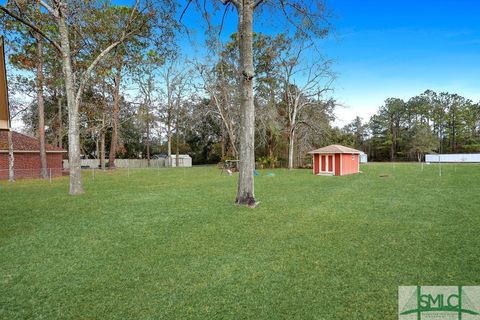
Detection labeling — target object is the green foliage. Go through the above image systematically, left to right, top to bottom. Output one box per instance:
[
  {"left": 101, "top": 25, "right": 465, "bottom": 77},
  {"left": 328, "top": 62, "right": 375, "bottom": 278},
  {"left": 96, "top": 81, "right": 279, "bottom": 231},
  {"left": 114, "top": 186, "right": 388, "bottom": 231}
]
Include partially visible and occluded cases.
[
  {"left": 365, "top": 90, "right": 480, "bottom": 161},
  {"left": 459, "top": 144, "right": 480, "bottom": 153},
  {"left": 257, "top": 155, "right": 277, "bottom": 168}
]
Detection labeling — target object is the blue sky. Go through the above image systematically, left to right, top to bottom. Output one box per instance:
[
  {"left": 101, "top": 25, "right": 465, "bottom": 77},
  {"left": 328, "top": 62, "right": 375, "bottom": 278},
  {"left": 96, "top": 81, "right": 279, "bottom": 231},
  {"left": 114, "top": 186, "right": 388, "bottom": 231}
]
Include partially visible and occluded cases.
[
  {"left": 4, "top": 0, "right": 480, "bottom": 128},
  {"left": 178, "top": 0, "right": 480, "bottom": 126},
  {"left": 319, "top": 0, "right": 480, "bottom": 125}
]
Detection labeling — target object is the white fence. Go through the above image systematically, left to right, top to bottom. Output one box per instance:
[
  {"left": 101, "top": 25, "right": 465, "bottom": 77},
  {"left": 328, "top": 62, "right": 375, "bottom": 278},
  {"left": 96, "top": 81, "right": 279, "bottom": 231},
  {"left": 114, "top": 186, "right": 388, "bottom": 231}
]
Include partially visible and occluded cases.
[
  {"left": 425, "top": 154, "right": 480, "bottom": 163},
  {"left": 63, "top": 155, "right": 193, "bottom": 169},
  {"left": 63, "top": 159, "right": 166, "bottom": 169},
  {"left": 0, "top": 168, "right": 63, "bottom": 180}
]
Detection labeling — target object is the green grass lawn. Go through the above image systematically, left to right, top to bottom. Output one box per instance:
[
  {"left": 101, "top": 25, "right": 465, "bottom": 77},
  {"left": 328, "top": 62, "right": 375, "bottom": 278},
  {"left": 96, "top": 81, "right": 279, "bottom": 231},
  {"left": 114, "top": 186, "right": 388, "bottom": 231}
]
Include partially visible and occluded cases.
[{"left": 1, "top": 163, "right": 479, "bottom": 319}]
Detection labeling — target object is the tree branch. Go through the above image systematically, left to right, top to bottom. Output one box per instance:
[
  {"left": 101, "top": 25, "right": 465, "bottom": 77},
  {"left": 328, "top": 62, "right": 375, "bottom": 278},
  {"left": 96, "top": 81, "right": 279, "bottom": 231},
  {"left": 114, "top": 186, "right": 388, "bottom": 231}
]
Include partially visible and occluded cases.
[
  {"left": 39, "top": 0, "right": 58, "bottom": 18},
  {"left": 74, "top": 0, "right": 142, "bottom": 107},
  {"left": 179, "top": 0, "right": 193, "bottom": 21},
  {"left": 220, "top": 0, "right": 239, "bottom": 10},
  {"left": 253, "top": 0, "right": 265, "bottom": 9},
  {"left": 218, "top": 2, "right": 231, "bottom": 35},
  {"left": 0, "top": 5, "right": 62, "bottom": 53},
  {"left": 75, "top": 39, "right": 123, "bottom": 107}
]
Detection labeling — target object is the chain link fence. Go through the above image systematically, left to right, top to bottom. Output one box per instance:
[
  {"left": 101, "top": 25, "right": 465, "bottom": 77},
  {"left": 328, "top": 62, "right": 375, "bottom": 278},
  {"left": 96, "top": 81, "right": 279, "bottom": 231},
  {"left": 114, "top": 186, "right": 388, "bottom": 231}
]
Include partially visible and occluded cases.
[{"left": 0, "top": 168, "right": 64, "bottom": 181}]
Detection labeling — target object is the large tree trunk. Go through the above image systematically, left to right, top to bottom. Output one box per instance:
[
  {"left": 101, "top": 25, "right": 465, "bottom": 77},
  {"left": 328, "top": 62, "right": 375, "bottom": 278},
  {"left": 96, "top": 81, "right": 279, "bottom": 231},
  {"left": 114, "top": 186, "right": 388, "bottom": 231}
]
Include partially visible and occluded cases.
[
  {"left": 36, "top": 1, "right": 48, "bottom": 179},
  {"left": 235, "top": 2, "right": 256, "bottom": 207},
  {"left": 58, "top": 9, "right": 83, "bottom": 194},
  {"left": 36, "top": 45, "right": 48, "bottom": 179},
  {"left": 109, "top": 62, "right": 122, "bottom": 169},
  {"left": 288, "top": 127, "right": 295, "bottom": 170},
  {"left": 8, "top": 130, "right": 15, "bottom": 182}
]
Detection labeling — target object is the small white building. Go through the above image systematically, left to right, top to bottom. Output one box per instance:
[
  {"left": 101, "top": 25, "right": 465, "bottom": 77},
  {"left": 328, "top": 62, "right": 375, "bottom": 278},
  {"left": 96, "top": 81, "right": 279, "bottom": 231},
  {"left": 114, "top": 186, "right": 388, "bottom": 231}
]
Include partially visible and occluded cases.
[
  {"left": 359, "top": 152, "right": 368, "bottom": 163},
  {"left": 166, "top": 155, "right": 192, "bottom": 167}
]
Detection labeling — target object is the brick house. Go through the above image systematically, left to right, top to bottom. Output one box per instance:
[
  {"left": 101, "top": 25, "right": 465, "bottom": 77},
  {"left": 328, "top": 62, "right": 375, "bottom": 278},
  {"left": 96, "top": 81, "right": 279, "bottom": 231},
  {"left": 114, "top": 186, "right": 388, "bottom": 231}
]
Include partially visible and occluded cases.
[{"left": 0, "top": 131, "right": 66, "bottom": 179}]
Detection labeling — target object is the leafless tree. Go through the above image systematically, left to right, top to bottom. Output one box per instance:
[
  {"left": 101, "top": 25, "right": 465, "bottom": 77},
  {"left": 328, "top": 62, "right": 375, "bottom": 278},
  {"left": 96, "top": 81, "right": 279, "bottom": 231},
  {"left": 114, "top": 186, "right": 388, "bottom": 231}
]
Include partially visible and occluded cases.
[
  {"left": 183, "top": 0, "right": 331, "bottom": 207},
  {"left": 280, "top": 42, "right": 334, "bottom": 169},
  {"left": 159, "top": 60, "right": 191, "bottom": 167},
  {"left": 194, "top": 60, "right": 239, "bottom": 158}
]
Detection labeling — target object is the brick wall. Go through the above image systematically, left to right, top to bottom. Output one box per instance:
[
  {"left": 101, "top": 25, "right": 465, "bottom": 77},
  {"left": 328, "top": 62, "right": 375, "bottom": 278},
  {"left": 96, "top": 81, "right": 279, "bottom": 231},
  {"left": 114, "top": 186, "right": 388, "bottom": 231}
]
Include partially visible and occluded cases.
[{"left": 0, "top": 152, "right": 64, "bottom": 179}]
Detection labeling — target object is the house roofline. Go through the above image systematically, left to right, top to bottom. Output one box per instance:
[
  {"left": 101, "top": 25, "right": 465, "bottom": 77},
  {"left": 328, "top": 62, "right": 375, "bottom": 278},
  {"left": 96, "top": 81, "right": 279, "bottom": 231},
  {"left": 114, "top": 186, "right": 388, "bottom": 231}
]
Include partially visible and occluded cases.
[
  {"left": 0, "top": 150, "right": 67, "bottom": 153},
  {"left": 308, "top": 150, "right": 362, "bottom": 154}
]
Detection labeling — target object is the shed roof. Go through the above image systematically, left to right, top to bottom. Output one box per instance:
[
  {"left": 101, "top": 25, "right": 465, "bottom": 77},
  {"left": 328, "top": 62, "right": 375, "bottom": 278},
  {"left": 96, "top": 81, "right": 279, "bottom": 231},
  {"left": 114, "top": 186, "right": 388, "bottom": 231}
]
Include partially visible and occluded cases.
[
  {"left": 0, "top": 131, "right": 66, "bottom": 152},
  {"left": 308, "top": 144, "right": 362, "bottom": 154}
]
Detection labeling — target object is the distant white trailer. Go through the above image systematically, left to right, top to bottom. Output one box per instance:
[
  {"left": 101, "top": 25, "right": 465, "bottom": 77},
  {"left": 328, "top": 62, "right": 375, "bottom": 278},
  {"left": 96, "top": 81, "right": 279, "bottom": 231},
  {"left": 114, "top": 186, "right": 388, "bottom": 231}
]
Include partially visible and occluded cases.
[
  {"left": 359, "top": 152, "right": 368, "bottom": 163},
  {"left": 425, "top": 154, "right": 480, "bottom": 163},
  {"left": 166, "top": 155, "right": 192, "bottom": 167}
]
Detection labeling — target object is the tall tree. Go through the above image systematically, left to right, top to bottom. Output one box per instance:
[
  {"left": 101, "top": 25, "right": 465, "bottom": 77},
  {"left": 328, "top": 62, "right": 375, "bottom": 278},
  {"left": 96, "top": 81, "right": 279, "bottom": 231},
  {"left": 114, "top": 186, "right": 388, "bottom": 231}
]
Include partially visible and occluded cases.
[
  {"left": 1, "top": 0, "right": 165, "bottom": 194},
  {"left": 34, "top": 0, "right": 47, "bottom": 179},
  {"left": 187, "top": 0, "right": 331, "bottom": 206},
  {"left": 2, "top": 2, "right": 51, "bottom": 178},
  {"left": 279, "top": 42, "right": 334, "bottom": 169},
  {"left": 407, "top": 124, "right": 437, "bottom": 162}
]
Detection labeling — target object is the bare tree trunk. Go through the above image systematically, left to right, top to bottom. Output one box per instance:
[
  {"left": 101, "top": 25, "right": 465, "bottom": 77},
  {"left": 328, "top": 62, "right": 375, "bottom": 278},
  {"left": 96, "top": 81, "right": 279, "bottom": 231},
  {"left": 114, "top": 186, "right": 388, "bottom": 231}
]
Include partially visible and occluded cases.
[
  {"left": 36, "top": 1, "right": 48, "bottom": 179},
  {"left": 235, "top": 2, "right": 256, "bottom": 207},
  {"left": 58, "top": 9, "right": 83, "bottom": 194},
  {"left": 109, "top": 62, "right": 122, "bottom": 169},
  {"left": 219, "top": 64, "right": 238, "bottom": 159},
  {"left": 166, "top": 72, "right": 173, "bottom": 167},
  {"left": 57, "top": 95, "right": 62, "bottom": 148},
  {"left": 175, "top": 105, "right": 180, "bottom": 167},
  {"left": 146, "top": 112, "right": 150, "bottom": 167},
  {"left": 100, "top": 116, "right": 105, "bottom": 170},
  {"left": 167, "top": 123, "right": 172, "bottom": 167},
  {"left": 390, "top": 123, "right": 395, "bottom": 161},
  {"left": 221, "top": 125, "right": 226, "bottom": 159},
  {"left": 175, "top": 127, "right": 179, "bottom": 167},
  {"left": 288, "top": 127, "right": 295, "bottom": 170},
  {"left": 228, "top": 129, "right": 238, "bottom": 159},
  {"left": 8, "top": 130, "right": 15, "bottom": 182},
  {"left": 100, "top": 132, "right": 105, "bottom": 170},
  {"left": 95, "top": 135, "right": 99, "bottom": 160},
  {"left": 221, "top": 138, "right": 225, "bottom": 159},
  {"left": 297, "top": 143, "right": 302, "bottom": 168}
]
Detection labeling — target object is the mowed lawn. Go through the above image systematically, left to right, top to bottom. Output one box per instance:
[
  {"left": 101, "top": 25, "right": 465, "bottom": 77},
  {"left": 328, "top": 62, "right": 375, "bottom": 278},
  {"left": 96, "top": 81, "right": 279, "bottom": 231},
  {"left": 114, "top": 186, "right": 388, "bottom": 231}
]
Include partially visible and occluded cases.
[{"left": 1, "top": 163, "right": 479, "bottom": 319}]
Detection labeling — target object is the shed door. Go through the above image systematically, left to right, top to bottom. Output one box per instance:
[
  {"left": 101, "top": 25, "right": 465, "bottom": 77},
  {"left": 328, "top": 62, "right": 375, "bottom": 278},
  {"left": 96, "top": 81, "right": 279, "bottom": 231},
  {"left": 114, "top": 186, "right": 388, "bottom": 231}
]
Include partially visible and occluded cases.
[
  {"left": 321, "top": 155, "right": 326, "bottom": 171},
  {"left": 328, "top": 155, "right": 333, "bottom": 172}
]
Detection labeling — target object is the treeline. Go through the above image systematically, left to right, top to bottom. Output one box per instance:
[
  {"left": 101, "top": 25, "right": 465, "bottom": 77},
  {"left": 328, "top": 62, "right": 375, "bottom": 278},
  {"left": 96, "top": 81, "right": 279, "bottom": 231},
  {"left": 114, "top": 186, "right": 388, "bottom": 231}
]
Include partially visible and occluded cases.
[
  {"left": 1, "top": 0, "right": 334, "bottom": 204},
  {"left": 6, "top": 0, "right": 477, "bottom": 179},
  {"left": 5, "top": 24, "right": 337, "bottom": 167},
  {"left": 336, "top": 90, "right": 480, "bottom": 161}
]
